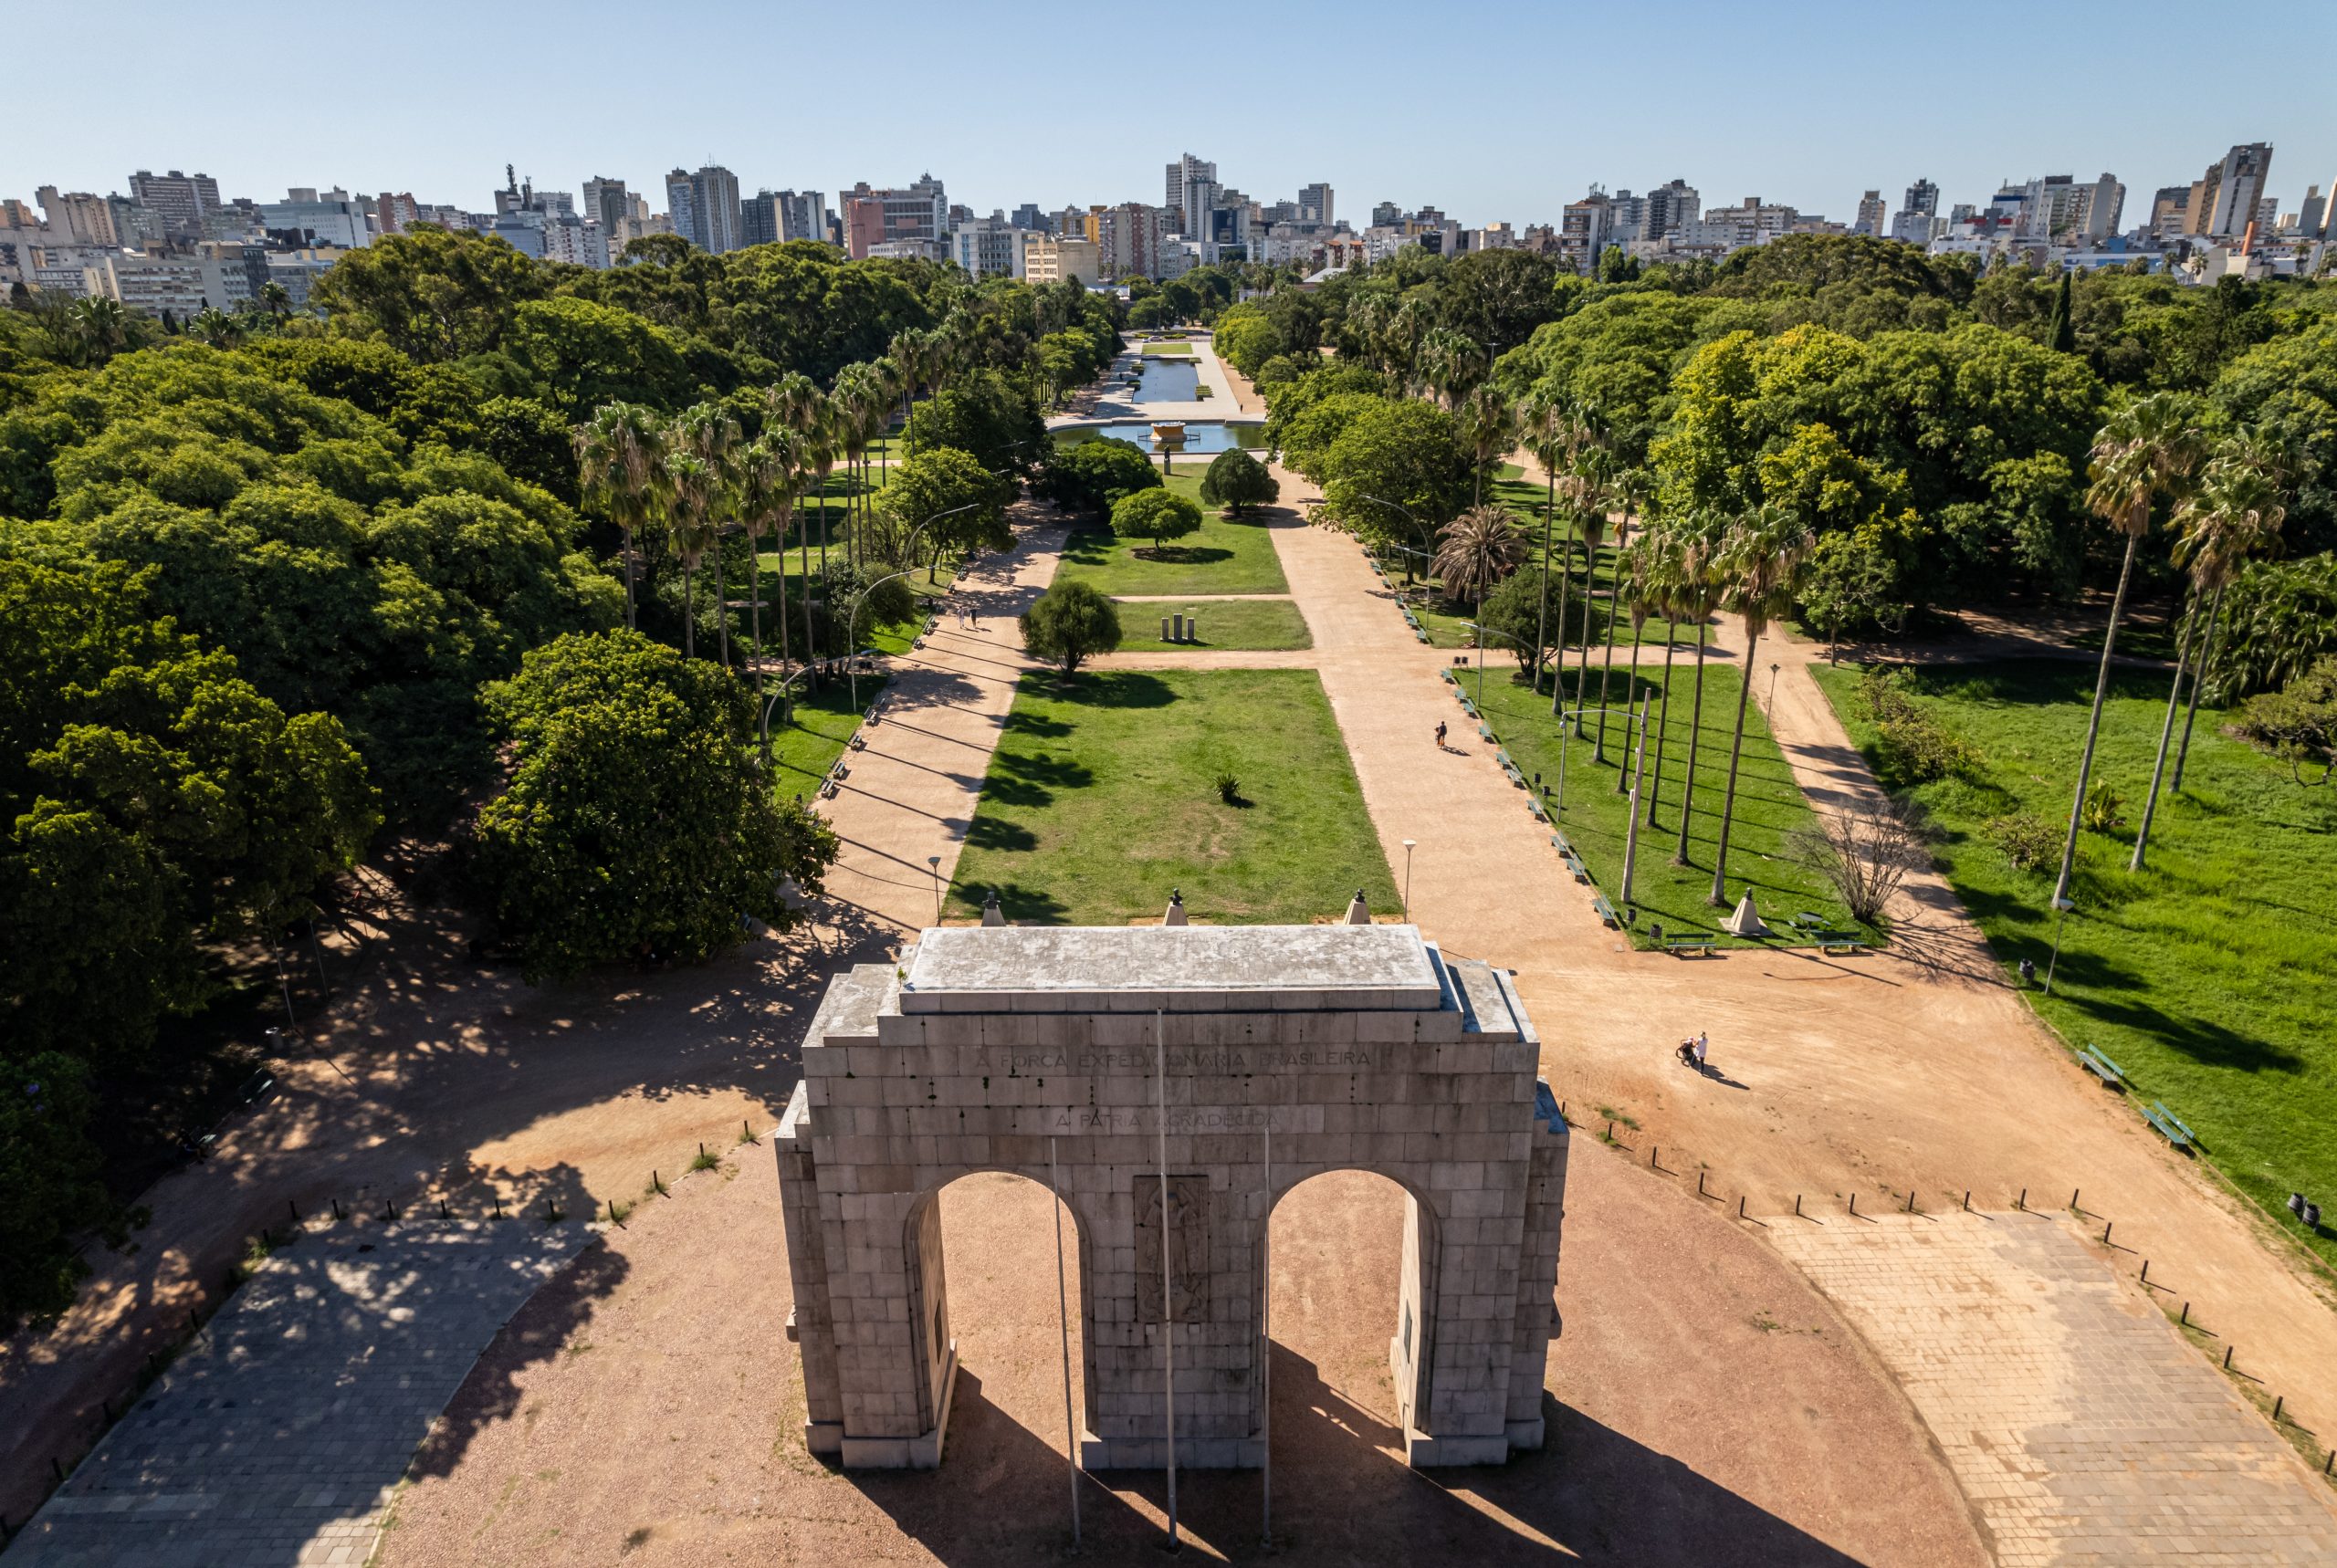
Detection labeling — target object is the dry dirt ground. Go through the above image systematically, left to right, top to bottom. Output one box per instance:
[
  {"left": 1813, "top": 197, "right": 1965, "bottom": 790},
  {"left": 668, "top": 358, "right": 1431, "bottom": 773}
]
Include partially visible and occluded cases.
[{"left": 375, "top": 1130, "right": 1983, "bottom": 1568}]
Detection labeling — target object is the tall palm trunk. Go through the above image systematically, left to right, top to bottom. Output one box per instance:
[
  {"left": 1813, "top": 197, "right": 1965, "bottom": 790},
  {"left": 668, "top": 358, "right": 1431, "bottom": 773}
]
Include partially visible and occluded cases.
[
  {"left": 1534, "top": 466, "right": 1556, "bottom": 697},
  {"left": 800, "top": 489, "right": 818, "bottom": 670},
  {"left": 1594, "top": 520, "right": 1626, "bottom": 762},
  {"left": 622, "top": 525, "right": 637, "bottom": 630},
  {"left": 1574, "top": 529, "right": 1600, "bottom": 736},
  {"left": 2052, "top": 531, "right": 2143, "bottom": 907},
  {"left": 712, "top": 534, "right": 732, "bottom": 669},
  {"left": 1548, "top": 538, "right": 1576, "bottom": 716},
  {"left": 747, "top": 543, "right": 766, "bottom": 705},
  {"left": 682, "top": 559, "right": 697, "bottom": 660},
  {"left": 2169, "top": 579, "right": 2229, "bottom": 793},
  {"left": 2131, "top": 586, "right": 2200, "bottom": 871},
  {"left": 1648, "top": 621, "right": 1678, "bottom": 825},
  {"left": 1614, "top": 622, "right": 1644, "bottom": 793},
  {"left": 1673, "top": 622, "right": 1710, "bottom": 865},
  {"left": 1708, "top": 622, "right": 1761, "bottom": 907}
]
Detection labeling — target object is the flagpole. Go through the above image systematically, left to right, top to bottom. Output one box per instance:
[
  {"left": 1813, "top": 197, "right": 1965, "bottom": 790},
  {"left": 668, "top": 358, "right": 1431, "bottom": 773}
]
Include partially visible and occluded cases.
[
  {"left": 1157, "top": 1009, "right": 1178, "bottom": 1552},
  {"left": 1050, "top": 1136, "right": 1080, "bottom": 1551}
]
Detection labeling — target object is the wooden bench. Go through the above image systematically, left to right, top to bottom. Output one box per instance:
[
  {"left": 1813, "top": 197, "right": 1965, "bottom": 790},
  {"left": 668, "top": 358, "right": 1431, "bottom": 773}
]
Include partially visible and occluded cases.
[
  {"left": 1414, "top": 627, "right": 1430, "bottom": 643},
  {"left": 1441, "top": 668, "right": 1457, "bottom": 685},
  {"left": 1477, "top": 723, "right": 1494, "bottom": 743},
  {"left": 1525, "top": 797, "right": 1547, "bottom": 821},
  {"left": 1549, "top": 830, "right": 1575, "bottom": 856},
  {"left": 1566, "top": 856, "right": 1591, "bottom": 884},
  {"left": 1590, "top": 894, "right": 1620, "bottom": 929},
  {"left": 1665, "top": 936, "right": 1717, "bottom": 957},
  {"left": 1818, "top": 938, "right": 1861, "bottom": 956},
  {"left": 2077, "top": 1045, "right": 2126, "bottom": 1086},
  {"left": 2142, "top": 1101, "right": 2195, "bottom": 1151},
  {"left": 2140, "top": 1103, "right": 2196, "bottom": 1154}
]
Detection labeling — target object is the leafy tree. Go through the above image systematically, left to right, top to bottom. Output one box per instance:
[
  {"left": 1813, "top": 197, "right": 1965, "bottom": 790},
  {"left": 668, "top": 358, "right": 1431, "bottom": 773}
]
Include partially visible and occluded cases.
[
  {"left": 309, "top": 224, "right": 550, "bottom": 361},
  {"left": 1439, "top": 247, "right": 1566, "bottom": 356},
  {"left": 503, "top": 296, "right": 702, "bottom": 417},
  {"left": 1213, "top": 308, "right": 1284, "bottom": 379},
  {"left": 904, "top": 368, "right": 1046, "bottom": 476},
  {"left": 1315, "top": 399, "right": 1471, "bottom": 559},
  {"left": 1038, "top": 436, "right": 1159, "bottom": 516},
  {"left": 882, "top": 444, "right": 1015, "bottom": 579},
  {"left": 1199, "top": 447, "right": 1279, "bottom": 515},
  {"left": 1111, "top": 487, "right": 1203, "bottom": 556},
  {"left": 2208, "top": 553, "right": 2337, "bottom": 704},
  {"left": 1478, "top": 559, "right": 1558, "bottom": 674},
  {"left": 1019, "top": 580, "right": 1121, "bottom": 675},
  {"left": 473, "top": 630, "right": 838, "bottom": 981},
  {"left": 2234, "top": 656, "right": 2337, "bottom": 785},
  {"left": 0, "top": 1053, "right": 110, "bottom": 1332}
]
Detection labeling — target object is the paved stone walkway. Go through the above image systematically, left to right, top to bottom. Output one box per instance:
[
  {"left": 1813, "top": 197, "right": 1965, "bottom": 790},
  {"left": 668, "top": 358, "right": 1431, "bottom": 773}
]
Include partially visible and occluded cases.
[
  {"left": 815, "top": 511, "right": 1065, "bottom": 934},
  {"left": 1772, "top": 1213, "right": 2337, "bottom": 1565},
  {"left": 3, "top": 1218, "right": 598, "bottom": 1568}
]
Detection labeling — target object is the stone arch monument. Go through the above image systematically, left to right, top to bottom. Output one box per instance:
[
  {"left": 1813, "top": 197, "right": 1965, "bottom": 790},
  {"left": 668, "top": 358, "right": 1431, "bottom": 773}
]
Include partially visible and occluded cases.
[{"left": 775, "top": 923, "right": 1567, "bottom": 1469}]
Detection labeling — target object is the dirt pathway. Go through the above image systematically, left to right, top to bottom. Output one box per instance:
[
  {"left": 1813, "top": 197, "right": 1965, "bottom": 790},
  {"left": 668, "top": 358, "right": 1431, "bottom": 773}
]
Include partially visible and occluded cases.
[{"left": 1249, "top": 442, "right": 2337, "bottom": 1481}]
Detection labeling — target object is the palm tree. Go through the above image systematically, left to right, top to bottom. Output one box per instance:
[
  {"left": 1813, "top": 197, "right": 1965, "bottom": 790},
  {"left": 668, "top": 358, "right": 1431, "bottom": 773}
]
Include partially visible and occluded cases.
[
  {"left": 258, "top": 280, "right": 292, "bottom": 322},
  {"left": 69, "top": 296, "right": 129, "bottom": 364},
  {"left": 190, "top": 307, "right": 240, "bottom": 348},
  {"left": 1417, "top": 329, "right": 1485, "bottom": 411},
  {"left": 830, "top": 363, "right": 882, "bottom": 576},
  {"left": 770, "top": 374, "right": 833, "bottom": 668},
  {"left": 1457, "top": 384, "right": 1515, "bottom": 509},
  {"left": 1517, "top": 390, "right": 1579, "bottom": 702},
  {"left": 2051, "top": 392, "right": 2206, "bottom": 906},
  {"left": 572, "top": 403, "right": 666, "bottom": 629},
  {"left": 672, "top": 404, "right": 742, "bottom": 666},
  {"left": 2170, "top": 429, "right": 2294, "bottom": 793},
  {"left": 735, "top": 430, "right": 799, "bottom": 706},
  {"left": 2132, "top": 435, "right": 2288, "bottom": 867},
  {"left": 1567, "top": 444, "right": 1618, "bottom": 740},
  {"left": 662, "top": 453, "right": 717, "bottom": 661},
  {"left": 1593, "top": 466, "right": 1651, "bottom": 765},
  {"left": 1707, "top": 504, "right": 1816, "bottom": 906},
  {"left": 1431, "top": 506, "right": 1527, "bottom": 614},
  {"left": 1669, "top": 507, "right": 1728, "bottom": 867},
  {"left": 1638, "top": 527, "right": 1687, "bottom": 828},
  {"left": 1613, "top": 535, "right": 1659, "bottom": 794}
]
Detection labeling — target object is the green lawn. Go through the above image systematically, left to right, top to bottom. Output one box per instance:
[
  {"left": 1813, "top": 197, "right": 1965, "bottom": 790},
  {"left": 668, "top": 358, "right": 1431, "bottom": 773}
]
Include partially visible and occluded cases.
[
  {"left": 1141, "top": 342, "right": 1195, "bottom": 357},
  {"left": 1052, "top": 475, "right": 1289, "bottom": 596},
  {"left": 1113, "top": 598, "right": 1311, "bottom": 652},
  {"left": 1471, "top": 653, "right": 1859, "bottom": 946},
  {"left": 1810, "top": 658, "right": 2337, "bottom": 1270},
  {"left": 949, "top": 669, "right": 1398, "bottom": 925},
  {"left": 765, "top": 674, "right": 888, "bottom": 801}
]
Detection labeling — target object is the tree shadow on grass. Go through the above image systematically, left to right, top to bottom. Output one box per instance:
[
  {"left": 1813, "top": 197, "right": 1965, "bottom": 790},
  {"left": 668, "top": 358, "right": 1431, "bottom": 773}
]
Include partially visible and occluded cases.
[
  {"left": 1134, "top": 545, "right": 1234, "bottom": 566},
  {"left": 1053, "top": 671, "right": 1178, "bottom": 710},
  {"left": 1000, "top": 709, "right": 1072, "bottom": 738},
  {"left": 963, "top": 816, "right": 1038, "bottom": 852},
  {"left": 970, "top": 882, "right": 1071, "bottom": 925}
]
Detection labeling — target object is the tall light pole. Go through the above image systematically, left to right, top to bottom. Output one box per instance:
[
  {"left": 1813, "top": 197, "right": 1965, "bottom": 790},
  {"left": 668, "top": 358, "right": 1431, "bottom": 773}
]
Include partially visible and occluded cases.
[
  {"left": 1357, "top": 494, "right": 1434, "bottom": 588},
  {"left": 1464, "top": 622, "right": 1529, "bottom": 712},
  {"left": 1767, "top": 661, "right": 1780, "bottom": 714},
  {"left": 1619, "top": 688, "right": 1652, "bottom": 908},
  {"left": 1401, "top": 838, "right": 1417, "bottom": 922},
  {"left": 927, "top": 855, "right": 944, "bottom": 926},
  {"left": 2044, "top": 894, "right": 2075, "bottom": 994}
]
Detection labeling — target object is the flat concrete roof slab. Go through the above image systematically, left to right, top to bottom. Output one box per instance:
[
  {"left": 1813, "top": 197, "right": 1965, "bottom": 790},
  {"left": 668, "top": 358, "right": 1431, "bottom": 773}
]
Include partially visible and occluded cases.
[{"left": 899, "top": 925, "right": 1446, "bottom": 1013}]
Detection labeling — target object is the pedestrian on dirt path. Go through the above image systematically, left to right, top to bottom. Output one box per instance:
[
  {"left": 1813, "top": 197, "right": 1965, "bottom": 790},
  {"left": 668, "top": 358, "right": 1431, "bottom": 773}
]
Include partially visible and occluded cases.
[
  {"left": 1435, "top": 720, "right": 1448, "bottom": 748},
  {"left": 1693, "top": 1032, "right": 1708, "bottom": 1071}
]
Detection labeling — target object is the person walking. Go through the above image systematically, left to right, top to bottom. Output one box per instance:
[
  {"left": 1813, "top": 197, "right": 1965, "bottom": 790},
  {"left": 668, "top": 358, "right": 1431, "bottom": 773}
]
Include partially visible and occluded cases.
[
  {"left": 1434, "top": 720, "right": 1449, "bottom": 749},
  {"left": 1692, "top": 1032, "right": 1709, "bottom": 1072}
]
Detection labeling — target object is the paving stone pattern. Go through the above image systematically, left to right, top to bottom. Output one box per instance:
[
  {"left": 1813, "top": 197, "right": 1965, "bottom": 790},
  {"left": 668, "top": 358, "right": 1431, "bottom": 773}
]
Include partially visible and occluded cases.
[
  {"left": 1772, "top": 1212, "right": 2337, "bottom": 1565},
  {"left": 4, "top": 1218, "right": 598, "bottom": 1568}
]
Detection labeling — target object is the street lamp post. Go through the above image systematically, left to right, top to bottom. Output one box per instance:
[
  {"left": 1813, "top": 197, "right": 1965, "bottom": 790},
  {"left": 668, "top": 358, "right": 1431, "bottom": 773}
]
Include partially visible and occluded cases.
[
  {"left": 1357, "top": 495, "right": 1435, "bottom": 588},
  {"left": 1463, "top": 621, "right": 1530, "bottom": 712},
  {"left": 1768, "top": 662, "right": 1780, "bottom": 713},
  {"left": 1619, "top": 687, "right": 1653, "bottom": 907},
  {"left": 1551, "top": 703, "right": 1647, "bottom": 816},
  {"left": 1401, "top": 838, "right": 1417, "bottom": 922},
  {"left": 928, "top": 855, "right": 945, "bottom": 926},
  {"left": 2045, "top": 894, "right": 2076, "bottom": 994}
]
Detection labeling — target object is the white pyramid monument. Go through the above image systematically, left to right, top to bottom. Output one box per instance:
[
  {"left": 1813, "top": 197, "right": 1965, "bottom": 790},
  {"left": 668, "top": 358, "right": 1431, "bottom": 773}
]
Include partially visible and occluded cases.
[{"left": 1722, "top": 891, "right": 1768, "bottom": 938}]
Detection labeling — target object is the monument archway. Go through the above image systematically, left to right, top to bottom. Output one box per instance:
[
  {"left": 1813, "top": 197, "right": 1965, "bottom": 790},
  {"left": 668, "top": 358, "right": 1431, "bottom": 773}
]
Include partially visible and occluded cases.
[{"left": 776, "top": 924, "right": 1567, "bottom": 1470}]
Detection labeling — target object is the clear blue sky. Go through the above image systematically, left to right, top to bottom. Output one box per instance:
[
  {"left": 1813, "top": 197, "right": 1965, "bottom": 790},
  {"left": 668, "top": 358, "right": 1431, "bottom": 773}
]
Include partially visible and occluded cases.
[{"left": 11, "top": 0, "right": 2333, "bottom": 227}]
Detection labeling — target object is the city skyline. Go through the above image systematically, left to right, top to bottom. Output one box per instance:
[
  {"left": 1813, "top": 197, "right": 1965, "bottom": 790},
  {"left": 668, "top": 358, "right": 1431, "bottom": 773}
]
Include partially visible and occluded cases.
[{"left": 10, "top": 0, "right": 2335, "bottom": 229}]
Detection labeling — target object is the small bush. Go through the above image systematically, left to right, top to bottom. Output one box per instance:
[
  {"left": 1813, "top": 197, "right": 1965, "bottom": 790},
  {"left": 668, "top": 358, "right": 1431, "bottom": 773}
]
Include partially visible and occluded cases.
[
  {"left": 1861, "top": 666, "right": 1979, "bottom": 785},
  {"left": 1214, "top": 772, "right": 1242, "bottom": 804},
  {"left": 2080, "top": 781, "right": 2125, "bottom": 833},
  {"left": 1986, "top": 812, "right": 2060, "bottom": 873}
]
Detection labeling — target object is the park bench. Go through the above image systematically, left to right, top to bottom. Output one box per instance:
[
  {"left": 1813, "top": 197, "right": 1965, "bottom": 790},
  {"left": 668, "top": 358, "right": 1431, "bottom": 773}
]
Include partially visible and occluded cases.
[
  {"left": 1415, "top": 627, "right": 1430, "bottom": 643},
  {"left": 1441, "top": 668, "right": 1456, "bottom": 685},
  {"left": 1479, "top": 722, "right": 1495, "bottom": 743},
  {"left": 849, "top": 733, "right": 867, "bottom": 751},
  {"left": 1525, "top": 797, "right": 1547, "bottom": 822},
  {"left": 1549, "top": 830, "right": 1575, "bottom": 856},
  {"left": 1565, "top": 855, "right": 1591, "bottom": 884},
  {"left": 1591, "top": 894, "right": 1621, "bottom": 929},
  {"left": 1665, "top": 936, "right": 1717, "bottom": 958},
  {"left": 1818, "top": 937, "right": 1862, "bottom": 956},
  {"left": 2077, "top": 1045, "right": 2126, "bottom": 1086},
  {"left": 2142, "top": 1101, "right": 2196, "bottom": 1151}
]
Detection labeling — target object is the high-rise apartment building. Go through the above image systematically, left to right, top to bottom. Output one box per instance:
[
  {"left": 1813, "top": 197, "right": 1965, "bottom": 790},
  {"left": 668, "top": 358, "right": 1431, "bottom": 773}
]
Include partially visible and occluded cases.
[
  {"left": 2186, "top": 142, "right": 2272, "bottom": 240},
  {"left": 1165, "top": 152, "right": 1217, "bottom": 238},
  {"left": 665, "top": 164, "right": 744, "bottom": 253},
  {"left": 128, "top": 170, "right": 222, "bottom": 236},
  {"left": 842, "top": 175, "right": 947, "bottom": 259},
  {"left": 583, "top": 178, "right": 633, "bottom": 246},
  {"left": 1891, "top": 178, "right": 1939, "bottom": 244},
  {"left": 1645, "top": 179, "right": 1699, "bottom": 240},
  {"left": 1297, "top": 183, "right": 1334, "bottom": 226},
  {"left": 2300, "top": 185, "right": 2329, "bottom": 242},
  {"left": 36, "top": 187, "right": 118, "bottom": 246},
  {"left": 260, "top": 187, "right": 372, "bottom": 248},
  {"left": 774, "top": 191, "right": 828, "bottom": 244},
  {"left": 1855, "top": 191, "right": 1887, "bottom": 236},
  {"left": 374, "top": 193, "right": 419, "bottom": 235},
  {"left": 1371, "top": 200, "right": 1402, "bottom": 227},
  {"left": 1011, "top": 203, "right": 1048, "bottom": 232},
  {"left": 949, "top": 214, "right": 1030, "bottom": 278}
]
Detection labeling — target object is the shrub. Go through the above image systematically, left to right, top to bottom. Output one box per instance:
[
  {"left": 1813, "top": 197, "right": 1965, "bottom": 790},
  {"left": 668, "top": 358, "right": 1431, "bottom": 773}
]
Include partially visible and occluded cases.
[
  {"left": 1038, "top": 437, "right": 1159, "bottom": 516},
  {"left": 1199, "top": 447, "right": 1279, "bottom": 516},
  {"left": 1110, "top": 488, "right": 1203, "bottom": 556},
  {"left": 1020, "top": 580, "right": 1122, "bottom": 675},
  {"left": 2233, "top": 654, "right": 2337, "bottom": 785},
  {"left": 1860, "top": 666, "right": 1979, "bottom": 785},
  {"left": 1214, "top": 772, "right": 1242, "bottom": 804},
  {"left": 2080, "top": 781, "right": 2125, "bottom": 834},
  {"left": 1986, "top": 812, "right": 2060, "bottom": 873}
]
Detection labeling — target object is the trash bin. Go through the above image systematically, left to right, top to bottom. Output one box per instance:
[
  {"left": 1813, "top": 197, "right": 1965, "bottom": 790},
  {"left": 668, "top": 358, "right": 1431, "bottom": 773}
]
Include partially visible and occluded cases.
[{"left": 2018, "top": 958, "right": 2037, "bottom": 987}]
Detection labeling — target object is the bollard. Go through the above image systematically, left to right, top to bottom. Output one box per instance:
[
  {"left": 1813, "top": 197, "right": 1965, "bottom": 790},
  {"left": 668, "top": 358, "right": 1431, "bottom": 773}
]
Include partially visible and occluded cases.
[
  {"left": 1161, "top": 616, "right": 1172, "bottom": 643},
  {"left": 1189, "top": 618, "right": 1200, "bottom": 644},
  {"left": 1606, "top": 1120, "right": 1613, "bottom": 1142},
  {"left": 699, "top": 1143, "right": 706, "bottom": 1159},
  {"left": 1651, "top": 1145, "right": 1659, "bottom": 1168},
  {"left": 1698, "top": 1172, "right": 1707, "bottom": 1197},
  {"left": 2017, "top": 1187, "right": 2027, "bottom": 1211},
  {"left": 2070, "top": 1187, "right": 2080, "bottom": 1212},
  {"left": 1906, "top": 1189, "right": 1917, "bottom": 1213},
  {"left": 1963, "top": 1190, "right": 1970, "bottom": 1212},
  {"left": 1849, "top": 1193, "right": 1859, "bottom": 1216},
  {"left": 1796, "top": 1194, "right": 1804, "bottom": 1217},
  {"left": 493, "top": 1195, "right": 502, "bottom": 1219},
  {"left": 1736, "top": 1196, "right": 1745, "bottom": 1217},
  {"left": 331, "top": 1197, "right": 341, "bottom": 1221},
  {"left": 440, "top": 1198, "right": 449, "bottom": 1219},
  {"left": 288, "top": 1199, "right": 299, "bottom": 1225},
  {"left": 2103, "top": 1220, "right": 2113, "bottom": 1245},
  {"left": 2141, "top": 1259, "right": 2150, "bottom": 1284},
  {"left": 2180, "top": 1301, "right": 2189, "bottom": 1326},
  {"left": 2225, "top": 1345, "right": 2234, "bottom": 1370},
  {"left": 146, "top": 1352, "right": 159, "bottom": 1379},
  {"left": 2274, "top": 1396, "right": 2285, "bottom": 1422},
  {"left": 2325, "top": 1450, "right": 2333, "bottom": 1476}
]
